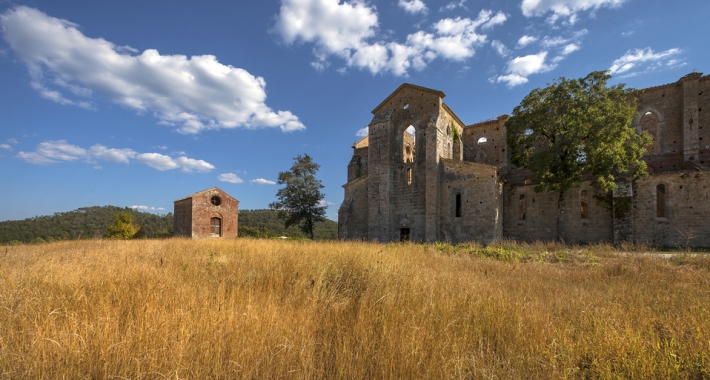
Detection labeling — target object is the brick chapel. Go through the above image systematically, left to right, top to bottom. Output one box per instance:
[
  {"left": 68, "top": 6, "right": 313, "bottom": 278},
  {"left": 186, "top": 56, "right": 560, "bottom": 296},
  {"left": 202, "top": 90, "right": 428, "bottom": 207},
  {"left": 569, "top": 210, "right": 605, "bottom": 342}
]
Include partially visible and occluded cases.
[
  {"left": 338, "top": 72, "right": 710, "bottom": 247},
  {"left": 174, "top": 187, "right": 239, "bottom": 238}
]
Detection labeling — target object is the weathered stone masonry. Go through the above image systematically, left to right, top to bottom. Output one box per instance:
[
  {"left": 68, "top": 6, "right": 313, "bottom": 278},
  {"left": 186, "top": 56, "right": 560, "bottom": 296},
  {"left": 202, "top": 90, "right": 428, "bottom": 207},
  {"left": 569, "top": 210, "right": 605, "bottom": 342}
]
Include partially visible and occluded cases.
[
  {"left": 339, "top": 73, "right": 710, "bottom": 247},
  {"left": 174, "top": 187, "right": 239, "bottom": 239}
]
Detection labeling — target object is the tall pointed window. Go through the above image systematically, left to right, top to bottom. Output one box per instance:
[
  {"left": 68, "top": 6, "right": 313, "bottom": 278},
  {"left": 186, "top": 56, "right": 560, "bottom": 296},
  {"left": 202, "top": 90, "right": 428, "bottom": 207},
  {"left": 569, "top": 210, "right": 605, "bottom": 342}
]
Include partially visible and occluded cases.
[
  {"left": 403, "top": 125, "right": 416, "bottom": 163},
  {"left": 407, "top": 168, "right": 412, "bottom": 185},
  {"left": 656, "top": 184, "right": 666, "bottom": 218},
  {"left": 580, "top": 190, "right": 589, "bottom": 219},
  {"left": 519, "top": 194, "right": 526, "bottom": 220}
]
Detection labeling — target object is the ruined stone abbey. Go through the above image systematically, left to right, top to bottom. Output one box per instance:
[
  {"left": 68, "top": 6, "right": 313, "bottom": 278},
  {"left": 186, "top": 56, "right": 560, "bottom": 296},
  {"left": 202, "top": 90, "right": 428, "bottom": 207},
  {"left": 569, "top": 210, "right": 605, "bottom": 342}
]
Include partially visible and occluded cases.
[{"left": 338, "top": 72, "right": 710, "bottom": 247}]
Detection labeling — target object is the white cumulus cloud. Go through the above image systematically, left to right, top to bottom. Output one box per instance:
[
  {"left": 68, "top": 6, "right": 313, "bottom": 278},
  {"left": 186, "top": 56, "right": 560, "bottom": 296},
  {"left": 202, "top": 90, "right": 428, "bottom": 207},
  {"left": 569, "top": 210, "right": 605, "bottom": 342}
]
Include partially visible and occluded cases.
[
  {"left": 273, "top": 0, "right": 506, "bottom": 76},
  {"left": 399, "top": 0, "right": 428, "bottom": 14},
  {"left": 521, "top": 0, "right": 626, "bottom": 24},
  {"left": 1, "top": 6, "right": 305, "bottom": 134},
  {"left": 561, "top": 43, "right": 580, "bottom": 55},
  {"left": 608, "top": 47, "right": 682, "bottom": 76},
  {"left": 495, "top": 51, "right": 555, "bottom": 87},
  {"left": 356, "top": 127, "right": 368, "bottom": 137},
  {"left": 16, "top": 139, "right": 214, "bottom": 172},
  {"left": 16, "top": 140, "right": 87, "bottom": 164},
  {"left": 0, "top": 144, "right": 12, "bottom": 151},
  {"left": 89, "top": 144, "right": 137, "bottom": 163},
  {"left": 135, "top": 153, "right": 181, "bottom": 171},
  {"left": 175, "top": 156, "right": 215, "bottom": 173},
  {"left": 218, "top": 173, "right": 244, "bottom": 184},
  {"left": 250, "top": 178, "right": 277, "bottom": 185}
]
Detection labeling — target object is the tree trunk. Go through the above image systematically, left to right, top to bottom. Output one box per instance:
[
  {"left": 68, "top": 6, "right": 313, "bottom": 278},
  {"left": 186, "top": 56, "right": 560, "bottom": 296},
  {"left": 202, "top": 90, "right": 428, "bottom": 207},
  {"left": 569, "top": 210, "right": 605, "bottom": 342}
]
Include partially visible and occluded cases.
[
  {"left": 556, "top": 190, "right": 566, "bottom": 243},
  {"left": 308, "top": 217, "right": 314, "bottom": 240}
]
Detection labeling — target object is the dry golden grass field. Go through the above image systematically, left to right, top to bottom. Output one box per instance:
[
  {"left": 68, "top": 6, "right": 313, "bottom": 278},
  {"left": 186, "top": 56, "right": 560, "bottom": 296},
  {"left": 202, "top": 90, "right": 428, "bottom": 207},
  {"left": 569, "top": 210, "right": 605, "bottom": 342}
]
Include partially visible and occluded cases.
[{"left": 1, "top": 239, "right": 709, "bottom": 379}]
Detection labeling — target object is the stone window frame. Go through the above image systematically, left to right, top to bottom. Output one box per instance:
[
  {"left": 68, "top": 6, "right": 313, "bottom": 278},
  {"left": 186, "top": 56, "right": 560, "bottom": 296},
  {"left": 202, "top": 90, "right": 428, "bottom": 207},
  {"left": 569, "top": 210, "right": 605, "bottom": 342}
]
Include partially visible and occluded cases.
[
  {"left": 633, "top": 107, "right": 665, "bottom": 154},
  {"left": 402, "top": 122, "right": 417, "bottom": 164},
  {"left": 655, "top": 183, "right": 669, "bottom": 219},
  {"left": 580, "top": 189, "right": 589, "bottom": 219},
  {"left": 454, "top": 192, "right": 462, "bottom": 218},
  {"left": 519, "top": 193, "right": 526, "bottom": 221},
  {"left": 210, "top": 195, "right": 222, "bottom": 206},
  {"left": 210, "top": 216, "right": 222, "bottom": 237}
]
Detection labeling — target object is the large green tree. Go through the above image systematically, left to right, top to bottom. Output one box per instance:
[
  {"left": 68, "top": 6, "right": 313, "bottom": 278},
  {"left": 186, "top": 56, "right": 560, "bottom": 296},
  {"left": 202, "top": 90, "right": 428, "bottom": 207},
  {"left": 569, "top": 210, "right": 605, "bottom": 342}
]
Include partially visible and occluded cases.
[
  {"left": 506, "top": 71, "right": 651, "bottom": 241},
  {"left": 269, "top": 154, "right": 327, "bottom": 239}
]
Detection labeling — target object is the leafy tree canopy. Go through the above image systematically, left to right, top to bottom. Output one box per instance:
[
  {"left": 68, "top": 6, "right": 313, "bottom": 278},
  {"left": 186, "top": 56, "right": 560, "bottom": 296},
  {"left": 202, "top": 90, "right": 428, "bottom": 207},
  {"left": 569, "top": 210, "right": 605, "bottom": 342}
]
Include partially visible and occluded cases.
[
  {"left": 505, "top": 70, "right": 651, "bottom": 240},
  {"left": 506, "top": 70, "right": 650, "bottom": 194},
  {"left": 269, "top": 154, "right": 327, "bottom": 239},
  {"left": 105, "top": 212, "right": 140, "bottom": 239}
]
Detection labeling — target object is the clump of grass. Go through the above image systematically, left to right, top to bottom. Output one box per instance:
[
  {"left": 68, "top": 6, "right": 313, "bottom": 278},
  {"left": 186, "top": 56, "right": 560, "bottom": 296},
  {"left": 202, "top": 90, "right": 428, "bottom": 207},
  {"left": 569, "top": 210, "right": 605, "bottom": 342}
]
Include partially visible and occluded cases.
[{"left": 0, "top": 239, "right": 708, "bottom": 378}]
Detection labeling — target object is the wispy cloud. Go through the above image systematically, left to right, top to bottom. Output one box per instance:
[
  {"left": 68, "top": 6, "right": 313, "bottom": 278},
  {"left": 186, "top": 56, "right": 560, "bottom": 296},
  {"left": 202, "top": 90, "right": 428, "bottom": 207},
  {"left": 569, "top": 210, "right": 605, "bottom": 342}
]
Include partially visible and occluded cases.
[
  {"left": 273, "top": 0, "right": 507, "bottom": 76},
  {"left": 398, "top": 0, "right": 428, "bottom": 15},
  {"left": 440, "top": 0, "right": 467, "bottom": 12},
  {"left": 521, "top": 0, "right": 626, "bottom": 25},
  {"left": 1, "top": 6, "right": 305, "bottom": 134},
  {"left": 516, "top": 35, "right": 538, "bottom": 48},
  {"left": 491, "top": 40, "right": 510, "bottom": 57},
  {"left": 609, "top": 47, "right": 683, "bottom": 77},
  {"left": 356, "top": 127, "right": 368, "bottom": 137},
  {"left": 16, "top": 140, "right": 214, "bottom": 172},
  {"left": 16, "top": 140, "right": 86, "bottom": 164},
  {"left": 0, "top": 144, "right": 12, "bottom": 151},
  {"left": 89, "top": 145, "right": 137, "bottom": 164},
  {"left": 218, "top": 173, "right": 244, "bottom": 184},
  {"left": 250, "top": 178, "right": 277, "bottom": 185}
]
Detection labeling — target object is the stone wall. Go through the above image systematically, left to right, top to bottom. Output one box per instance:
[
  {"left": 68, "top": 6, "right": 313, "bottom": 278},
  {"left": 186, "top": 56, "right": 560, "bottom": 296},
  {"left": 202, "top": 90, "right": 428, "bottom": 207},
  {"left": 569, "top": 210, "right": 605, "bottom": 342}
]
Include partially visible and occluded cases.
[
  {"left": 463, "top": 116, "right": 509, "bottom": 170},
  {"left": 439, "top": 159, "right": 502, "bottom": 244},
  {"left": 633, "top": 171, "right": 710, "bottom": 247},
  {"left": 339, "top": 175, "right": 369, "bottom": 239},
  {"left": 502, "top": 182, "right": 613, "bottom": 243}
]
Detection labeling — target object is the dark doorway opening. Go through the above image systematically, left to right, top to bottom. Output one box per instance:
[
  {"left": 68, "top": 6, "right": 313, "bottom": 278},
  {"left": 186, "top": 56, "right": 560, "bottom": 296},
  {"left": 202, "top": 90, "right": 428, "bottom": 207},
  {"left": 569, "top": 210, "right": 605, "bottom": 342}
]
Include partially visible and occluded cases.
[{"left": 400, "top": 228, "right": 410, "bottom": 242}]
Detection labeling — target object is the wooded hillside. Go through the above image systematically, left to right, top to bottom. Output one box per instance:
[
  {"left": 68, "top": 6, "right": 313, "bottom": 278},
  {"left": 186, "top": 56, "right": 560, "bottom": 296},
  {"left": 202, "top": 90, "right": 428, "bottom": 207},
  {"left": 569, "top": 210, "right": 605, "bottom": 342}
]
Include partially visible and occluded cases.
[{"left": 0, "top": 207, "right": 337, "bottom": 243}]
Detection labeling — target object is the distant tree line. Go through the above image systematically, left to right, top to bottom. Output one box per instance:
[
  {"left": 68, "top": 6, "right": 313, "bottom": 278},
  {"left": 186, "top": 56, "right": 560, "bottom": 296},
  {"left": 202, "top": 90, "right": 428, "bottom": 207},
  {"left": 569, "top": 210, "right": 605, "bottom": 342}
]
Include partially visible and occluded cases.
[
  {"left": 0, "top": 206, "right": 337, "bottom": 244},
  {"left": 239, "top": 209, "right": 336, "bottom": 240}
]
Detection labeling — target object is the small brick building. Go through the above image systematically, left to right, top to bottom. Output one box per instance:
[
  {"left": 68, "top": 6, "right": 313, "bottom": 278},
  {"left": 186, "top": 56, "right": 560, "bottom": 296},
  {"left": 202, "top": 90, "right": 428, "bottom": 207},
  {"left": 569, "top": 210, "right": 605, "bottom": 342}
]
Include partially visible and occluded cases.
[{"left": 173, "top": 187, "right": 239, "bottom": 238}]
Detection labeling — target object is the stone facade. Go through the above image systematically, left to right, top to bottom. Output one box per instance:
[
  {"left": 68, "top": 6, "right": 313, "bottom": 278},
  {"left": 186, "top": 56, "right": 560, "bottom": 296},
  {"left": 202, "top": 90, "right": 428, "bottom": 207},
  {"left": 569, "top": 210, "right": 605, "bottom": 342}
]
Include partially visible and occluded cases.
[
  {"left": 339, "top": 73, "right": 710, "bottom": 247},
  {"left": 174, "top": 187, "right": 239, "bottom": 239}
]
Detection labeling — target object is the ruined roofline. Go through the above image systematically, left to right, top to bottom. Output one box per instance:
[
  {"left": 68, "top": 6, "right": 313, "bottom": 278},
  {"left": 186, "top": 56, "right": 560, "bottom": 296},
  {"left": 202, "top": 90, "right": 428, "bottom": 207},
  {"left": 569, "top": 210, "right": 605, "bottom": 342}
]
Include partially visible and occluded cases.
[
  {"left": 634, "top": 72, "right": 707, "bottom": 94},
  {"left": 372, "top": 83, "right": 445, "bottom": 114},
  {"left": 442, "top": 103, "right": 466, "bottom": 129},
  {"left": 465, "top": 114, "right": 510, "bottom": 129},
  {"left": 352, "top": 135, "right": 369, "bottom": 149},
  {"left": 440, "top": 157, "right": 499, "bottom": 172},
  {"left": 342, "top": 174, "right": 368, "bottom": 189},
  {"left": 174, "top": 186, "right": 239, "bottom": 203}
]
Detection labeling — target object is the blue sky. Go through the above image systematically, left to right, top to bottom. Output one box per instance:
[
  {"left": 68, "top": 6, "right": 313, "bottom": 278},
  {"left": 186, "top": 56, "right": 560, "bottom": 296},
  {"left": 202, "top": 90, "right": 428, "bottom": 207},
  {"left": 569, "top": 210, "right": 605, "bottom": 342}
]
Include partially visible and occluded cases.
[{"left": 0, "top": 0, "right": 707, "bottom": 222}]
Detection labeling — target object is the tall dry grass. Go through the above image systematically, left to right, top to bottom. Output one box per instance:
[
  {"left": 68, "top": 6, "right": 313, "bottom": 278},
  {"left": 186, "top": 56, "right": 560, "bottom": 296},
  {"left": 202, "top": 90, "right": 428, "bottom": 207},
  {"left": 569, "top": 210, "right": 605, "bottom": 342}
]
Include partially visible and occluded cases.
[{"left": 0, "top": 239, "right": 708, "bottom": 379}]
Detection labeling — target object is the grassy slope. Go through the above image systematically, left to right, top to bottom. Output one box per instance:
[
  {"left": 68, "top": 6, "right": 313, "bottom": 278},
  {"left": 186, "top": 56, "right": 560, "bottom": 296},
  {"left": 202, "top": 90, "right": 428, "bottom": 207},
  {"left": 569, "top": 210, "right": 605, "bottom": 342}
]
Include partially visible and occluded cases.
[{"left": 1, "top": 239, "right": 708, "bottom": 378}]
